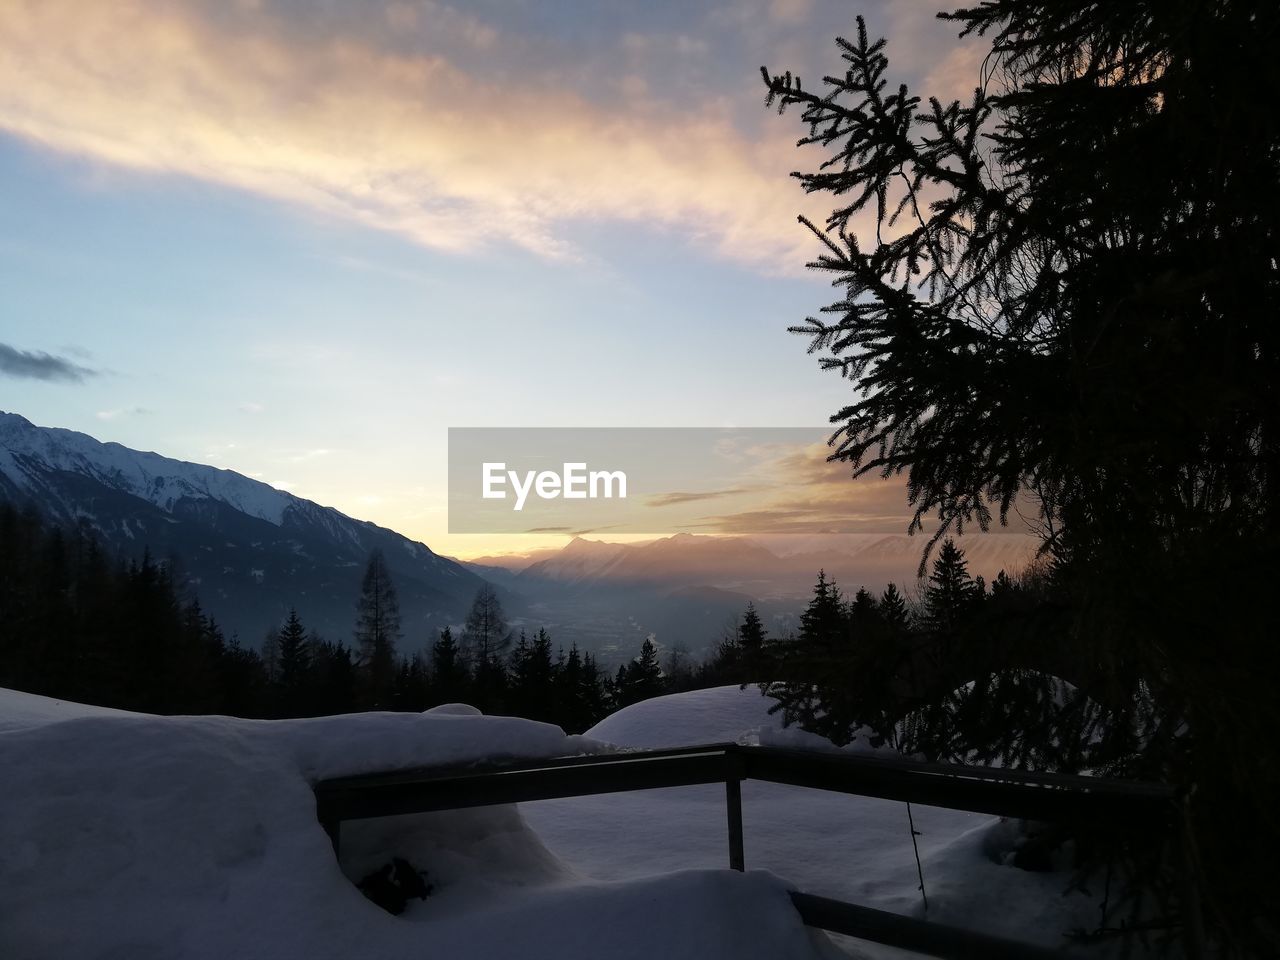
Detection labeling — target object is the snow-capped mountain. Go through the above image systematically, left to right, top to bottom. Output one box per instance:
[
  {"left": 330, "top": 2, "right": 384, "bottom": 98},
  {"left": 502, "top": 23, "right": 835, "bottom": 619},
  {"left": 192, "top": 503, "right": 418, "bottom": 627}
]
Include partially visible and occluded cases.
[{"left": 0, "top": 412, "right": 496, "bottom": 644}]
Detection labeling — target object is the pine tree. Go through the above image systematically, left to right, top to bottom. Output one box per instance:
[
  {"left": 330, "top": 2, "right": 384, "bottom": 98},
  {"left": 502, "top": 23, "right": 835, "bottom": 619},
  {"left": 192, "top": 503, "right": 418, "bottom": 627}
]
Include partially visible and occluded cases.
[
  {"left": 763, "top": 6, "right": 1280, "bottom": 946},
  {"left": 0, "top": 501, "right": 279, "bottom": 718},
  {"left": 923, "top": 540, "right": 978, "bottom": 640},
  {"left": 354, "top": 549, "right": 401, "bottom": 709},
  {"left": 122, "top": 550, "right": 185, "bottom": 713},
  {"left": 990, "top": 569, "right": 1016, "bottom": 599},
  {"left": 800, "top": 570, "right": 844, "bottom": 641},
  {"left": 761, "top": 571, "right": 864, "bottom": 745},
  {"left": 461, "top": 583, "right": 511, "bottom": 714},
  {"left": 879, "top": 583, "right": 909, "bottom": 633},
  {"left": 461, "top": 584, "right": 510, "bottom": 668},
  {"left": 847, "top": 587, "right": 881, "bottom": 638},
  {"left": 737, "top": 602, "right": 767, "bottom": 680},
  {"left": 275, "top": 608, "right": 312, "bottom": 716},
  {"left": 277, "top": 609, "right": 310, "bottom": 681},
  {"left": 429, "top": 626, "right": 468, "bottom": 705},
  {"left": 507, "top": 627, "right": 556, "bottom": 722},
  {"left": 528, "top": 628, "right": 556, "bottom": 717},
  {"left": 506, "top": 629, "right": 533, "bottom": 717},
  {"left": 508, "top": 630, "right": 532, "bottom": 689},
  {"left": 219, "top": 636, "right": 268, "bottom": 717},
  {"left": 616, "top": 637, "right": 664, "bottom": 707},
  {"left": 313, "top": 640, "right": 356, "bottom": 715},
  {"left": 554, "top": 643, "right": 599, "bottom": 733},
  {"left": 579, "top": 650, "right": 607, "bottom": 727},
  {"left": 391, "top": 653, "right": 429, "bottom": 711},
  {"left": 609, "top": 662, "right": 628, "bottom": 709}
]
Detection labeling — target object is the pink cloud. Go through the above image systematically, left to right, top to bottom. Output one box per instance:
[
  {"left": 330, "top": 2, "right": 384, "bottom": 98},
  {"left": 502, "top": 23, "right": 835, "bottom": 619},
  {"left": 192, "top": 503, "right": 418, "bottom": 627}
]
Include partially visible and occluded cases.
[{"left": 0, "top": 0, "right": 828, "bottom": 266}]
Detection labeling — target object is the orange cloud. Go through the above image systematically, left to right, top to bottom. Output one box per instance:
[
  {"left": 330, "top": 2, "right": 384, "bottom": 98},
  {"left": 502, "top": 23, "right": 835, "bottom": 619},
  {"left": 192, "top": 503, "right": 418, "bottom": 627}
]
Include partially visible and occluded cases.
[
  {"left": 0, "top": 0, "right": 828, "bottom": 265},
  {"left": 684, "top": 441, "right": 1039, "bottom": 536},
  {"left": 646, "top": 487, "right": 752, "bottom": 508}
]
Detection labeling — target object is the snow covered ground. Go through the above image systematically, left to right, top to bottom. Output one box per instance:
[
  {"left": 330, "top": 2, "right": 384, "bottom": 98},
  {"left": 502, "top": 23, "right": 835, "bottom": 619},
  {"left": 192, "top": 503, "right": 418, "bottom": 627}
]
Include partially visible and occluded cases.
[
  {"left": 1, "top": 685, "right": 1115, "bottom": 959},
  {"left": 525, "top": 686, "right": 1108, "bottom": 958},
  {"left": 0, "top": 688, "right": 830, "bottom": 959}
]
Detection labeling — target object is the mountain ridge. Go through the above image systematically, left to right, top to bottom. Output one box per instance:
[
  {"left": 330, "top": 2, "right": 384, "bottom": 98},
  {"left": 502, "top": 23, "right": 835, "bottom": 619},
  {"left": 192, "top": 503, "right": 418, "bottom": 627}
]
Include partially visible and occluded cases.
[{"left": 0, "top": 411, "right": 496, "bottom": 644}]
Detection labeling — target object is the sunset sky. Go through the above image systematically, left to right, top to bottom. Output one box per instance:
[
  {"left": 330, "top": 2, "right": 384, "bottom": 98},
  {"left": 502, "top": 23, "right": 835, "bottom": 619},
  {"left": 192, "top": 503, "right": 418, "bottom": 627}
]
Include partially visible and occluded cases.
[{"left": 0, "top": 0, "right": 989, "bottom": 558}]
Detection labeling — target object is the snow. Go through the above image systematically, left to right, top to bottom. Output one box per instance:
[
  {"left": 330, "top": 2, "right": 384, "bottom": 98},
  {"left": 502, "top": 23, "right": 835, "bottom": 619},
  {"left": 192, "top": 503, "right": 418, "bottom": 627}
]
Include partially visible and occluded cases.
[
  {"left": 0, "top": 410, "right": 294, "bottom": 526},
  {"left": 584, "top": 682, "right": 891, "bottom": 755},
  {"left": 585, "top": 682, "right": 779, "bottom": 748},
  {"left": 1, "top": 684, "right": 1120, "bottom": 959},
  {"left": 524, "top": 686, "right": 1114, "bottom": 958},
  {"left": 0, "top": 687, "right": 828, "bottom": 960},
  {"left": 0, "top": 687, "right": 131, "bottom": 733}
]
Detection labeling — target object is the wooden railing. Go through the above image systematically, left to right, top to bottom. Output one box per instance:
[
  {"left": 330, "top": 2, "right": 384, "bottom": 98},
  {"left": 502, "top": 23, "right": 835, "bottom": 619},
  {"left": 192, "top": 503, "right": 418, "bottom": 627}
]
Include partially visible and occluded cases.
[{"left": 314, "top": 743, "right": 1187, "bottom": 960}]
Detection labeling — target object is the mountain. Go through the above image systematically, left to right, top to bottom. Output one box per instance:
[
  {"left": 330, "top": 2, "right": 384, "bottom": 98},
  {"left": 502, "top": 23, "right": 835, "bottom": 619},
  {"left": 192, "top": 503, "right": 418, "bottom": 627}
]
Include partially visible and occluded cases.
[
  {"left": 0, "top": 412, "right": 496, "bottom": 645},
  {"left": 460, "top": 530, "right": 1037, "bottom": 665},
  {"left": 509, "top": 531, "right": 1038, "bottom": 600},
  {"left": 517, "top": 536, "right": 630, "bottom": 587},
  {"left": 461, "top": 545, "right": 570, "bottom": 573}
]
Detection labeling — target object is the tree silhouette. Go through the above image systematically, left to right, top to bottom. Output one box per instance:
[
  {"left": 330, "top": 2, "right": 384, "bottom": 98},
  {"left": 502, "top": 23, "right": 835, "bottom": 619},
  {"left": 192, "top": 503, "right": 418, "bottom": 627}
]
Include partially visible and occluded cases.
[
  {"left": 765, "top": 4, "right": 1280, "bottom": 948},
  {"left": 923, "top": 539, "right": 978, "bottom": 640},
  {"left": 354, "top": 549, "right": 400, "bottom": 708},
  {"left": 761, "top": 571, "right": 860, "bottom": 745},
  {"left": 461, "top": 583, "right": 511, "bottom": 714},
  {"left": 879, "top": 583, "right": 908, "bottom": 633},
  {"left": 737, "top": 602, "right": 767, "bottom": 680},
  {"left": 275, "top": 608, "right": 312, "bottom": 715},
  {"left": 429, "top": 626, "right": 468, "bottom": 705},
  {"left": 612, "top": 637, "right": 665, "bottom": 708},
  {"left": 554, "top": 643, "right": 606, "bottom": 734}
]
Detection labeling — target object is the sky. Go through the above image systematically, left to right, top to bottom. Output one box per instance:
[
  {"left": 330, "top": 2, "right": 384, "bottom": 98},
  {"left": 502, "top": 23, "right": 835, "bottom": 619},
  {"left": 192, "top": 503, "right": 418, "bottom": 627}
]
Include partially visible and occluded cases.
[{"left": 0, "top": 0, "right": 990, "bottom": 558}]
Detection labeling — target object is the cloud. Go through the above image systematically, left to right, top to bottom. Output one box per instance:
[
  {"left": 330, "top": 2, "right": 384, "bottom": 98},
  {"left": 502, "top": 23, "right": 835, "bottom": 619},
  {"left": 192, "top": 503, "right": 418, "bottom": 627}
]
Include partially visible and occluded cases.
[
  {"left": 768, "top": 0, "right": 813, "bottom": 24},
  {"left": 0, "top": 1, "right": 823, "bottom": 267},
  {"left": 883, "top": 3, "right": 995, "bottom": 105},
  {"left": 924, "top": 43, "right": 994, "bottom": 103},
  {"left": 0, "top": 342, "right": 98, "bottom": 382},
  {"left": 95, "top": 406, "right": 151, "bottom": 421},
  {"left": 689, "top": 442, "right": 1038, "bottom": 535},
  {"left": 646, "top": 487, "right": 751, "bottom": 508}
]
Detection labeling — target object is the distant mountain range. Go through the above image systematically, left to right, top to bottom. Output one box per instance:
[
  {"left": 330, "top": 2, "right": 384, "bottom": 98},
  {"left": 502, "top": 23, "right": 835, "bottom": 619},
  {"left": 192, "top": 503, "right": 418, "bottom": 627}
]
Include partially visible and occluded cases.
[
  {"left": 0, "top": 411, "right": 1039, "bottom": 666},
  {"left": 0, "top": 412, "right": 495, "bottom": 644},
  {"left": 461, "top": 530, "right": 1038, "bottom": 664},
  {"left": 467, "top": 530, "right": 1037, "bottom": 600}
]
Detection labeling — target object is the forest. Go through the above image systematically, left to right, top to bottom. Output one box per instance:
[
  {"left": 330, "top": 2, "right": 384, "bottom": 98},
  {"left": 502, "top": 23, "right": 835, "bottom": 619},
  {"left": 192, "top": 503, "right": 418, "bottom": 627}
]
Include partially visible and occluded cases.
[{"left": 0, "top": 498, "right": 1016, "bottom": 741}]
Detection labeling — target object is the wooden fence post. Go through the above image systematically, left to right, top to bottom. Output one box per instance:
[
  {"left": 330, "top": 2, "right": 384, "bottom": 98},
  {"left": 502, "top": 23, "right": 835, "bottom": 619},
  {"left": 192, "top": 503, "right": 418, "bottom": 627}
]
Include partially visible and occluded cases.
[{"left": 726, "top": 753, "right": 745, "bottom": 871}]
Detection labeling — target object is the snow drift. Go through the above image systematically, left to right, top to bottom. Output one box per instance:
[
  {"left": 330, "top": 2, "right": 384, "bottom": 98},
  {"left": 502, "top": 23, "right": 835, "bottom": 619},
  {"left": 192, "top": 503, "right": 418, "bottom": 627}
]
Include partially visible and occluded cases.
[
  {"left": 2, "top": 685, "right": 1129, "bottom": 959},
  {"left": 526, "top": 686, "right": 1115, "bottom": 956},
  {"left": 0, "top": 689, "right": 824, "bottom": 959}
]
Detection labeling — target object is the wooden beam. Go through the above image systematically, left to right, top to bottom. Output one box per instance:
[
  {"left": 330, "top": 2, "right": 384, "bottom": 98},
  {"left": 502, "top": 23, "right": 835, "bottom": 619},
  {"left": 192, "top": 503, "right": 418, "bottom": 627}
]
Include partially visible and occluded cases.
[
  {"left": 313, "top": 740, "right": 1177, "bottom": 959},
  {"left": 741, "top": 746, "right": 1174, "bottom": 824},
  {"left": 315, "top": 747, "right": 736, "bottom": 824},
  {"left": 726, "top": 776, "right": 745, "bottom": 871},
  {"left": 788, "top": 892, "right": 1062, "bottom": 960}
]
